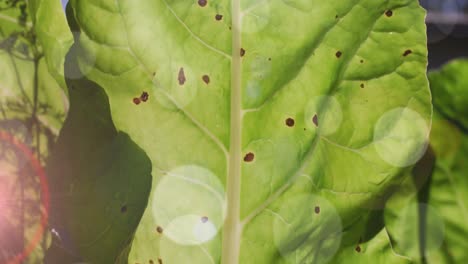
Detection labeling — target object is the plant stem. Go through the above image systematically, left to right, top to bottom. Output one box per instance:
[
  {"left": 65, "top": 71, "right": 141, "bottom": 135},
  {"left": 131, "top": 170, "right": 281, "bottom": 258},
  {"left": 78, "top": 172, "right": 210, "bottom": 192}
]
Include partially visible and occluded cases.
[
  {"left": 32, "top": 56, "right": 41, "bottom": 160},
  {"left": 412, "top": 146, "right": 436, "bottom": 264}
]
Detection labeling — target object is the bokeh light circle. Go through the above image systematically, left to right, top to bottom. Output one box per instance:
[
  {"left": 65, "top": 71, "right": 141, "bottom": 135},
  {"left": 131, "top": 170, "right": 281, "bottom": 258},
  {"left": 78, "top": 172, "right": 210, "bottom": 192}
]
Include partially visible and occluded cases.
[
  {"left": 152, "top": 63, "right": 198, "bottom": 110},
  {"left": 304, "top": 95, "right": 343, "bottom": 136},
  {"left": 373, "top": 107, "right": 429, "bottom": 167},
  {"left": 152, "top": 165, "right": 226, "bottom": 246}
]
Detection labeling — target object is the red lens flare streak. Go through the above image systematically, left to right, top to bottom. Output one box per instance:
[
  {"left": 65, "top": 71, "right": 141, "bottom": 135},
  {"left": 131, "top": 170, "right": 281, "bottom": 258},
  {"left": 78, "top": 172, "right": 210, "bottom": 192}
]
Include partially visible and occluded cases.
[{"left": 0, "top": 130, "right": 50, "bottom": 264}]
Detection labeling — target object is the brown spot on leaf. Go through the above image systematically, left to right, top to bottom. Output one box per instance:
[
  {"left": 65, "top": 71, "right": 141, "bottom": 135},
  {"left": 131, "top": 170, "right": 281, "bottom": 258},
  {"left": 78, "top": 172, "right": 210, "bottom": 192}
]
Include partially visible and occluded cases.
[
  {"left": 198, "top": 0, "right": 207, "bottom": 7},
  {"left": 385, "top": 10, "right": 393, "bottom": 17},
  {"left": 215, "top": 14, "right": 223, "bottom": 21},
  {"left": 240, "top": 48, "right": 246, "bottom": 57},
  {"left": 403, "top": 49, "right": 412, "bottom": 56},
  {"left": 335, "top": 51, "right": 342, "bottom": 58},
  {"left": 268, "top": 57, "right": 271, "bottom": 61},
  {"left": 360, "top": 59, "right": 364, "bottom": 63},
  {"left": 178, "top": 67, "right": 186, "bottom": 85},
  {"left": 202, "top": 75, "right": 210, "bottom": 84},
  {"left": 360, "top": 83, "right": 365, "bottom": 88},
  {"left": 140, "top": 91, "right": 149, "bottom": 102},
  {"left": 133, "top": 98, "right": 141, "bottom": 105},
  {"left": 312, "top": 114, "right": 319, "bottom": 127},
  {"left": 285, "top": 118, "right": 295, "bottom": 127},
  {"left": 244, "top": 152, "right": 255, "bottom": 162},
  {"left": 121, "top": 205, "right": 127, "bottom": 213},
  {"left": 314, "top": 206, "right": 320, "bottom": 214},
  {"left": 201, "top": 216, "right": 209, "bottom": 223},
  {"left": 156, "top": 226, "right": 163, "bottom": 234},
  {"left": 355, "top": 245, "right": 361, "bottom": 253},
  {"left": 158, "top": 258, "right": 163, "bottom": 264},
  {"left": 149, "top": 260, "right": 154, "bottom": 264}
]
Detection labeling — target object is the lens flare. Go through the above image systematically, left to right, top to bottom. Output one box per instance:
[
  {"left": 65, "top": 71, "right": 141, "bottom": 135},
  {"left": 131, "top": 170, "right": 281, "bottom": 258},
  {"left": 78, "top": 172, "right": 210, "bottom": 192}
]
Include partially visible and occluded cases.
[{"left": 0, "top": 130, "right": 49, "bottom": 264}]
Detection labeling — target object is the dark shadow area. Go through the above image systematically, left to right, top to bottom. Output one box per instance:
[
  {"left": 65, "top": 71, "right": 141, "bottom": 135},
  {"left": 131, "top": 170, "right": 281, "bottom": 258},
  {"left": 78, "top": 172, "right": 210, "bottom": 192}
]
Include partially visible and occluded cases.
[
  {"left": 421, "top": 0, "right": 468, "bottom": 69},
  {"left": 428, "top": 24, "right": 468, "bottom": 69},
  {"left": 44, "top": 30, "right": 153, "bottom": 263},
  {"left": 412, "top": 146, "right": 436, "bottom": 264}
]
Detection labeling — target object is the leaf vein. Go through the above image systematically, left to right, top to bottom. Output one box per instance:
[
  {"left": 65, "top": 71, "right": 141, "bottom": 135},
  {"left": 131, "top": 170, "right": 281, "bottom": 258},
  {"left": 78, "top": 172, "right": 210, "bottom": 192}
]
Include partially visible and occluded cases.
[
  {"left": 114, "top": 0, "right": 229, "bottom": 158},
  {"left": 161, "top": 0, "right": 231, "bottom": 59}
]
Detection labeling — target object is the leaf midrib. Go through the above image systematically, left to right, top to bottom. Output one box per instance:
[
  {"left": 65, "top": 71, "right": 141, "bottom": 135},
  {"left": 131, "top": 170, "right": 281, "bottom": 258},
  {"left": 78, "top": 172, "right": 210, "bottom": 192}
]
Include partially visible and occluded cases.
[
  {"left": 221, "top": 0, "right": 242, "bottom": 262},
  {"left": 221, "top": 4, "right": 384, "bottom": 262}
]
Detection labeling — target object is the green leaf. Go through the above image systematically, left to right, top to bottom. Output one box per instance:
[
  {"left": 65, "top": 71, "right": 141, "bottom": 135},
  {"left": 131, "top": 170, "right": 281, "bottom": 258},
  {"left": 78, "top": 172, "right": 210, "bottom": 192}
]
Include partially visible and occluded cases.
[
  {"left": 28, "top": 0, "right": 74, "bottom": 89},
  {"left": 55, "top": 0, "right": 431, "bottom": 263},
  {"left": 385, "top": 59, "right": 468, "bottom": 263},
  {"left": 429, "top": 59, "right": 468, "bottom": 131},
  {"left": 427, "top": 60, "right": 468, "bottom": 262},
  {"left": 427, "top": 112, "right": 468, "bottom": 263},
  {"left": 333, "top": 228, "right": 412, "bottom": 264}
]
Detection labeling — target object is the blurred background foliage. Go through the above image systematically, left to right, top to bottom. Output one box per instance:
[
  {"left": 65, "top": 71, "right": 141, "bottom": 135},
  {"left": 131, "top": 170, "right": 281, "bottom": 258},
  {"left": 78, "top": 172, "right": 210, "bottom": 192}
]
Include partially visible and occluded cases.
[
  {"left": 0, "top": 0, "right": 467, "bottom": 263},
  {"left": 0, "top": 0, "right": 67, "bottom": 262},
  {"left": 420, "top": 0, "right": 468, "bottom": 67},
  {"left": 385, "top": 58, "right": 468, "bottom": 263}
]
